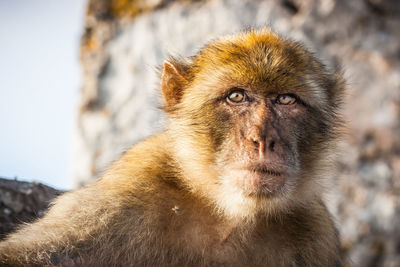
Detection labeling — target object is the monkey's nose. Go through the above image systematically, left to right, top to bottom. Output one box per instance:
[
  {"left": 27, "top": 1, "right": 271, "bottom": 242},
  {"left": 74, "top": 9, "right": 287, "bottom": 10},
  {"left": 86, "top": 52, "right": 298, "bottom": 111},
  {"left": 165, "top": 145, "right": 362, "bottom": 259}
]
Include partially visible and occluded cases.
[
  {"left": 251, "top": 137, "right": 277, "bottom": 158},
  {"left": 252, "top": 138, "right": 266, "bottom": 158}
]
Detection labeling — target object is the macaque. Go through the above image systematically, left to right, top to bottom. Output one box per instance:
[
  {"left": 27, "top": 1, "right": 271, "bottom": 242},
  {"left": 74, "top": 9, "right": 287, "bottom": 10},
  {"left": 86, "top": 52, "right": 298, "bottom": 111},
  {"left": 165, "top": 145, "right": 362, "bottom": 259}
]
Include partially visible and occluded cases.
[{"left": 0, "top": 28, "right": 344, "bottom": 266}]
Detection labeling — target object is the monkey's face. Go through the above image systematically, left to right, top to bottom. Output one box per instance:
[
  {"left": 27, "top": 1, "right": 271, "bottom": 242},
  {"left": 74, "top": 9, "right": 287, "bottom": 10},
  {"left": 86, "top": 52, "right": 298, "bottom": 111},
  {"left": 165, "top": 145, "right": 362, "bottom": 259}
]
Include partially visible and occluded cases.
[
  {"left": 164, "top": 30, "right": 342, "bottom": 203},
  {"left": 181, "top": 43, "right": 339, "bottom": 199},
  {"left": 212, "top": 88, "right": 305, "bottom": 197}
]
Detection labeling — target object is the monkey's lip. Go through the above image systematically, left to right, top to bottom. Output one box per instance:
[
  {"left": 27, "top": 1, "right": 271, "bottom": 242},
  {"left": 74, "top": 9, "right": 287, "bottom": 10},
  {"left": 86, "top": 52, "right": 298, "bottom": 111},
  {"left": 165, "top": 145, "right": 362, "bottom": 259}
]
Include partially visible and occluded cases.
[
  {"left": 245, "top": 162, "right": 287, "bottom": 176},
  {"left": 228, "top": 164, "right": 287, "bottom": 195},
  {"left": 249, "top": 166, "right": 283, "bottom": 177},
  {"left": 248, "top": 167, "right": 286, "bottom": 194}
]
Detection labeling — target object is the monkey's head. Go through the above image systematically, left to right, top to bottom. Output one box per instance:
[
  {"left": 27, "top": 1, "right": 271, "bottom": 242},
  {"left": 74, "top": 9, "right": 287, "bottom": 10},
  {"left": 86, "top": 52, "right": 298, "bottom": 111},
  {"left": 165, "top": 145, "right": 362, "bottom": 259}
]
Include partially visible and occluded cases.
[{"left": 161, "top": 29, "right": 344, "bottom": 219}]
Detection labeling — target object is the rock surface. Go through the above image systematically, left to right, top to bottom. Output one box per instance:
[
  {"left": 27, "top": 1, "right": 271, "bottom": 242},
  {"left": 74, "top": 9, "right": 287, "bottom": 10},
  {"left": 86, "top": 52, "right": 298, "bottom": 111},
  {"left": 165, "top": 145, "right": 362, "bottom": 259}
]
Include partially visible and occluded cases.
[
  {"left": 73, "top": 0, "right": 400, "bottom": 266},
  {"left": 0, "top": 178, "right": 62, "bottom": 240}
]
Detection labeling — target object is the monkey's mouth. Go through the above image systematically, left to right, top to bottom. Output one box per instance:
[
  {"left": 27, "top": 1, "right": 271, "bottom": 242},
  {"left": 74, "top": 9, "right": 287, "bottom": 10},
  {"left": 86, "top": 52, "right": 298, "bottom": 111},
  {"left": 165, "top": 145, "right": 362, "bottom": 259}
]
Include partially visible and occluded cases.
[
  {"left": 226, "top": 164, "right": 287, "bottom": 195},
  {"left": 248, "top": 167, "right": 286, "bottom": 195},
  {"left": 250, "top": 167, "right": 282, "bottom": 177}
]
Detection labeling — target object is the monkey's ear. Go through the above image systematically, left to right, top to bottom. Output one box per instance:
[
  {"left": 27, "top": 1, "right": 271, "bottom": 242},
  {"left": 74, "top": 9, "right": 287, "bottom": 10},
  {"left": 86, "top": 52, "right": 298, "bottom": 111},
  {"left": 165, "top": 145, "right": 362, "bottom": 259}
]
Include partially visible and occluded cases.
[{"left": 161, "top": 60, "right": 188, "bottom": 109}]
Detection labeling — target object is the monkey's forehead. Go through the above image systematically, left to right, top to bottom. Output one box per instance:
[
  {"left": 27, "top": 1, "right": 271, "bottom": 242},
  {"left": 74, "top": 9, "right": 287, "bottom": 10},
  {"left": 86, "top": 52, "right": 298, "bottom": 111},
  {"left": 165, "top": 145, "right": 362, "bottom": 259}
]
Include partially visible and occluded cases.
[
  {"left": 191, "top": 29, "right": 318, "bottom": 86},
  {"left": 194, "top": 29, "right": 308, "bottom": 67}
]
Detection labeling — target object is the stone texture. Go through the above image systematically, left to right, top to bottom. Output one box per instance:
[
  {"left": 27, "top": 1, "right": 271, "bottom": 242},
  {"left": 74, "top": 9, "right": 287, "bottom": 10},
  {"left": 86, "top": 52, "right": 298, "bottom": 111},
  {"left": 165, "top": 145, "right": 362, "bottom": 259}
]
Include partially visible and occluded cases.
[
  {"left": 75, "top": 0, "right": 400, "bottom": 265},
  {"left": 0, "top": 178, "right": 62, "bottom": 240}
]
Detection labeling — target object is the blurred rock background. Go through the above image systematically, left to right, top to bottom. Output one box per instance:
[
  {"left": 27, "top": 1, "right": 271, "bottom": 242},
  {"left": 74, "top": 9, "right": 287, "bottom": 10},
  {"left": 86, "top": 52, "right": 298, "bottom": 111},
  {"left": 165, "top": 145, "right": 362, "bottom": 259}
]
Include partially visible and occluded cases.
[{"left": 0, "top": 0, "right": 398, "bottom": 266}]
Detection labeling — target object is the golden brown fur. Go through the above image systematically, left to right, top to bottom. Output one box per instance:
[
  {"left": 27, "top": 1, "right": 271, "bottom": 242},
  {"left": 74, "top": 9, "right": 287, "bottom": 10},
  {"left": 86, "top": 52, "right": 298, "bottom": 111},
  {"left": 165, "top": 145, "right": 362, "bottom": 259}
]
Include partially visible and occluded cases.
[{"left": 0, "top": 28, "right": 344, "bottom": 266}]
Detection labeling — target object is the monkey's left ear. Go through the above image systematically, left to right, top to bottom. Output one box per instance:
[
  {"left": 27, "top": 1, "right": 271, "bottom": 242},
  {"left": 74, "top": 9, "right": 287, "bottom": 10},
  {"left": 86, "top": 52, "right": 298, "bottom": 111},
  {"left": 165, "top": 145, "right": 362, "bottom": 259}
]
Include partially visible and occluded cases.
[{"left": 161, "top": 60, "right": 188, "bottom": 110}]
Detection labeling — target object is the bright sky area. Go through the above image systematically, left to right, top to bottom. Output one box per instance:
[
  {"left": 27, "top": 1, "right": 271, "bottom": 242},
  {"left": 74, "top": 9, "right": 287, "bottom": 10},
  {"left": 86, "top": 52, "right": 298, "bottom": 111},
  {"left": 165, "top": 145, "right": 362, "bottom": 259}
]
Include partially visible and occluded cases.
[{"left": 0, "top": 0, "right": 87, "bottom": 190}]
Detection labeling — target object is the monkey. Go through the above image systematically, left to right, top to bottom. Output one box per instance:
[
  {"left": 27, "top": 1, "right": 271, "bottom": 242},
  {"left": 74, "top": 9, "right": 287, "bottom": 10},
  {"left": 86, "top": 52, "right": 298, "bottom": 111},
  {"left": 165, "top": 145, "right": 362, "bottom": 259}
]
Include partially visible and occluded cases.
[{"left": 0, "top": 28, "right": 345, "bottom": 266}]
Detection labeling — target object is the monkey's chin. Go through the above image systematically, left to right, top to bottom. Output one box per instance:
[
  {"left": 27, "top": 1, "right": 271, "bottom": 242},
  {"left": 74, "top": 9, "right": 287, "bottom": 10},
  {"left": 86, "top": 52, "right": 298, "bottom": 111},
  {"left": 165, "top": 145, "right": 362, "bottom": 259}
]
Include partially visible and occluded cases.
[{"left": 230, "top": 169, "right": 287, "bottom": 197}]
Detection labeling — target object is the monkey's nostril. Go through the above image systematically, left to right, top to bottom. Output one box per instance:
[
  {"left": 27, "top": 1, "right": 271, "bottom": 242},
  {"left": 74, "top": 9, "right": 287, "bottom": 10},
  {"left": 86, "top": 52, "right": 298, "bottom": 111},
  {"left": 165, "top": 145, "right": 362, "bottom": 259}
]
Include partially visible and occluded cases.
[
  {"left": 253, "top": 140, "right": 259, "bottom": 147},
  {"left": 269, "top": 141, "right": 275, "bottom": 152}
]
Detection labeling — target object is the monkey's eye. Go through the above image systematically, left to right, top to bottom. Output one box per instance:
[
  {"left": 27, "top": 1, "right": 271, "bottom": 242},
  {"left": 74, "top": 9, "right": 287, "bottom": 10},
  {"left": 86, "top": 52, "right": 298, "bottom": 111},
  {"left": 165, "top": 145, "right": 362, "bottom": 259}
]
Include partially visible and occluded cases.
[
  {"left": 227, "top": 90, "right": 246, "bottom": 103},
  {"left": 276, "top": 94, "right": 296, "bottom": 105}
]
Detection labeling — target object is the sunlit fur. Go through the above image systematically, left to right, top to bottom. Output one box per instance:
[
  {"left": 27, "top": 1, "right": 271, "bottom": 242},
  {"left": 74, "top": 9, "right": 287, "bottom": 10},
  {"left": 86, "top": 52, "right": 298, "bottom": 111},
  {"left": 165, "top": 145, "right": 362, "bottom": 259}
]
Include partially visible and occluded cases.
[{"left": 0, "top": 28, "right": 344, "bottom": 266}]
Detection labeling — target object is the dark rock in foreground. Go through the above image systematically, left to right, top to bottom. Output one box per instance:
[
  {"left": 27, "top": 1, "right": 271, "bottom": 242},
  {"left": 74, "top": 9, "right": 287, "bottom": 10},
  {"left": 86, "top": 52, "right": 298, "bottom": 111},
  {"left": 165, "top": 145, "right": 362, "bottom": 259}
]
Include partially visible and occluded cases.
[{"left": 0, "top": 177, "right": 63, "bottom": 240}]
